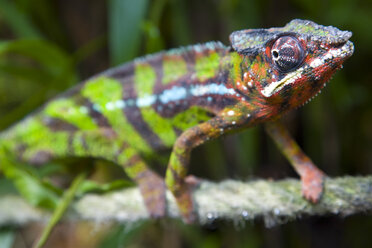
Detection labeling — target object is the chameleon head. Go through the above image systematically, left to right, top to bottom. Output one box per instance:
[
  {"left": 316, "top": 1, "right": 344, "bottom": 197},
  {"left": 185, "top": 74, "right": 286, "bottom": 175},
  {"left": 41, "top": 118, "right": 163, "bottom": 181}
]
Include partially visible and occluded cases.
[{"left": 230, "top": 19, "right": 354, "bottom": 109}]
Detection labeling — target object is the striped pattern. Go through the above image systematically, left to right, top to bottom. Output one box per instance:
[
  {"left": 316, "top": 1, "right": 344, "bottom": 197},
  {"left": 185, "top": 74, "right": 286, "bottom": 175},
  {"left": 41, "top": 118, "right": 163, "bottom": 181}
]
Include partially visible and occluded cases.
[{"left": 1, "top": 42, "right": 243, "bottom": 165}]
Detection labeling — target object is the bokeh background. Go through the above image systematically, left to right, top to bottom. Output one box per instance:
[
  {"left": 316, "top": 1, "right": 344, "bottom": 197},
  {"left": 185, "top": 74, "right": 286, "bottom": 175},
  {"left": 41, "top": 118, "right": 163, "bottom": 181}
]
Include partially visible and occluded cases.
[{"left": 0, "top": 0, "right": 371, "bottom": 247}]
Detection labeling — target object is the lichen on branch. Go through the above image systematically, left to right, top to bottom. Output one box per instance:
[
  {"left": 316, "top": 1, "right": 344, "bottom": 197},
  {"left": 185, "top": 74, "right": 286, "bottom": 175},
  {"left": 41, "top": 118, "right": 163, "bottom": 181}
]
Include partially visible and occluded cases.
[{"left": 1, "top": 176, "right": 372, "bottom": 227}]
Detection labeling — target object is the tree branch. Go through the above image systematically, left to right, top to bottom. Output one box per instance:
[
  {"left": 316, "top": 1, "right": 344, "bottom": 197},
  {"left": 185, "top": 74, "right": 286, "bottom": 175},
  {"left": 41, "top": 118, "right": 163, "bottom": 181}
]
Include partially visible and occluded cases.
[{"left": 1, "top": 176, "right": 372, "bottom": 227}]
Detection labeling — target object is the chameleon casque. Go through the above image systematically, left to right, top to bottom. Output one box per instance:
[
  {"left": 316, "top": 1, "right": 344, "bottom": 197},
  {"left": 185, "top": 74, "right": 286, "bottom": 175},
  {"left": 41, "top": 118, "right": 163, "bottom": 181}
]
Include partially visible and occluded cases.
[{"left": 0, "top": 20, "right": 354, "bottom": 223}]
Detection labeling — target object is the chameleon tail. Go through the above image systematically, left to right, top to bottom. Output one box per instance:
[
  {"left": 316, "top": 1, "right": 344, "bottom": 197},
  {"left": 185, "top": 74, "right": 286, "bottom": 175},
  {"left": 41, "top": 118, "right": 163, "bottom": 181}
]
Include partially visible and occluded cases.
[{"left": 0, "top": 124, "right": 61, "bottom": 209}]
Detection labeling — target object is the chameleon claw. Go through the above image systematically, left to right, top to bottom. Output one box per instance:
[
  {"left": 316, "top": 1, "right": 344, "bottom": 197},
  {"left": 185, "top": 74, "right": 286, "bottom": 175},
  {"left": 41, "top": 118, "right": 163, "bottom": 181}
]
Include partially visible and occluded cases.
[{"left": 300, "top": 167, "right": 325, "bottom": 203}]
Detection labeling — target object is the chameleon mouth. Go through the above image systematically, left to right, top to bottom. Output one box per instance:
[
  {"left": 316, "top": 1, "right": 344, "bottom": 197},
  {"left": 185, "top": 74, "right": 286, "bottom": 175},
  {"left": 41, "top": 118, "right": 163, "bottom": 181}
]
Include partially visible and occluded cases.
[
  {"left": 300, "top": 41, "right": 354, "bottom": 106},
  {"left": 309, "top": 41, "right": 354, "bottom": 69},
  {"left": 261, "top": 68, "right": 304, "bottom": 97}
]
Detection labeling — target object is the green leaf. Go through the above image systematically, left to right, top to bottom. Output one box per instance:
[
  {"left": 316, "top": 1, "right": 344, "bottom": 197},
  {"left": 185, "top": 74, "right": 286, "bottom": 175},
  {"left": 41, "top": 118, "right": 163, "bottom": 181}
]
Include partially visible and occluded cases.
[
  {"left": 0, "top": 0, "right": 42, "bottom": 38},
  {"left": 13, "top": 0, "right": 69, "bottom": 45},
  {"left": 108, "top": 0, "right": 149, "bottom": 65},
  {"left": 142, "top": 0, "right": 167, "bottom": 53},
  {"left": 169, "top": 0, "right": 192, "bottom": 46},
  {"left": 142, "top": 20, "right": 165, "bottom": 54},
  {"left": 0, "top": 39, "right": 75, "bottom": 80},
  {"left": 0, "top": 39, "right": 77, "bottom": 129},
  {"left": 0, "top": 157, "right": 60, "bottom": 210},
  {"left": 35, "top": 162, "right": 67, "bottom": 178},
  {"left": 34, "top": 173, "right": 86, "bottom": 248},
  {"left": 0, "top": 178, "right": 18, "bottom": 196},
  {"left": 76, "top": 179, "right": 134, "bottom": 196}
]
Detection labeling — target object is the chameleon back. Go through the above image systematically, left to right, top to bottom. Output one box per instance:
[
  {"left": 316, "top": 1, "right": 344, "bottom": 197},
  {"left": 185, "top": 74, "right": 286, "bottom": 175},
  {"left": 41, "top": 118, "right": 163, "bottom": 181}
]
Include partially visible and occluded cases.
[{"left": 0, "top": 41, "right": 234, "bottom": 165}]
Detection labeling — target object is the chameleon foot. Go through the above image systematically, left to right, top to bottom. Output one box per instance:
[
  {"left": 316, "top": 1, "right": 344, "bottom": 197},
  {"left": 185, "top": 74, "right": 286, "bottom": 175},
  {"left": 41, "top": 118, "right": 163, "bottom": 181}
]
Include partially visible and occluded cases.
[
  {"left": 300, "top": 165, "right": 325, "bottom": 203},
  {"left": 137, "top": 170, "right": 167, "bottom": 218},
  {"left": 170, "top": 175, "right": 202, "bottom": 223},
  {"left": 174, "top": 184, "right": 197, "bottom": 224}
]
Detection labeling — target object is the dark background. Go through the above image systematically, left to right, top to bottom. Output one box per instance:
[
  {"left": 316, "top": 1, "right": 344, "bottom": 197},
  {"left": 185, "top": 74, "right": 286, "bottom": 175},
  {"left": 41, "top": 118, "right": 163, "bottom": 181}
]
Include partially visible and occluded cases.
[{"left": 0, "top": 0, "right": 371, "bottom": 247}]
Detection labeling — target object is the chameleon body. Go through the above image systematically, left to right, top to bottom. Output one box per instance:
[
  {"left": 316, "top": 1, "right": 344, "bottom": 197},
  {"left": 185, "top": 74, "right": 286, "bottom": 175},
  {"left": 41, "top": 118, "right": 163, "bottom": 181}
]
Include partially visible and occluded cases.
[{"left": 0, "top": 20, "right": 353, "bottom": 223}]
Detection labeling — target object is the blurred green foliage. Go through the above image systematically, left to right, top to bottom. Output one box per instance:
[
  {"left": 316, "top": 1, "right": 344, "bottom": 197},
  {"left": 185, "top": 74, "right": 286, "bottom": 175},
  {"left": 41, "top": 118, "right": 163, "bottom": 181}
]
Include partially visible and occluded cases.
[
  {"left": 0, "top": 0, "right": 371, "bottom": 247},
  {"left": 108, "top": 0, "right": 149, "bottom": 65}
]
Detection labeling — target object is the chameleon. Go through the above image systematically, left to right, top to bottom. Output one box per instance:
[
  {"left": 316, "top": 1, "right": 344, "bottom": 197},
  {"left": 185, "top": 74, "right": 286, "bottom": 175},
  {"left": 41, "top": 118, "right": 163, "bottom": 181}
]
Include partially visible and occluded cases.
[{"left": 0, "top": 19, "right": 353, "bottom": 223}]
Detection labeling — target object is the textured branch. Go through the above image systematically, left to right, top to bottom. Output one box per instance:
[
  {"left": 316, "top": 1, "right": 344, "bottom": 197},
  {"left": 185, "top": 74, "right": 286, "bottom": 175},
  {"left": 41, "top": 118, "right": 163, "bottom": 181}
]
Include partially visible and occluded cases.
[{"left": 1, "top": 176, "right": 372, "bottom": 227}]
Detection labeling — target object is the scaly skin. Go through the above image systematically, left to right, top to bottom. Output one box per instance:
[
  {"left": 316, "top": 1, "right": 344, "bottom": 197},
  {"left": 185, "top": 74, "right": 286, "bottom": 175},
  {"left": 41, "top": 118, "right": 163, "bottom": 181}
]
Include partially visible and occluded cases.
[{"left": 0, "top": 20, "right": 354, "bottom": 223}]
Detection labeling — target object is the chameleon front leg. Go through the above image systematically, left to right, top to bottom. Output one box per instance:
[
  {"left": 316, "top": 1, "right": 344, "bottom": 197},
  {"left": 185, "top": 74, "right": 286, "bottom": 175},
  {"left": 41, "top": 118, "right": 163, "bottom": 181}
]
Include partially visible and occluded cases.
[
  {"left": 165, "top": 115, "right": 241, "bottom": 223},
  {"left": 264, "top": 119, "right": 325, "bottom": 203}
]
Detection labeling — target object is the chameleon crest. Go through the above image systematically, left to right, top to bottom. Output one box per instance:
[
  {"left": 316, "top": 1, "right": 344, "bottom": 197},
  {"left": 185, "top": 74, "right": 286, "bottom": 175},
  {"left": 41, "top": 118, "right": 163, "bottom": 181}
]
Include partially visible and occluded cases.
[{"left": 230, "top": 19, "right": 352, "bottom": 55}]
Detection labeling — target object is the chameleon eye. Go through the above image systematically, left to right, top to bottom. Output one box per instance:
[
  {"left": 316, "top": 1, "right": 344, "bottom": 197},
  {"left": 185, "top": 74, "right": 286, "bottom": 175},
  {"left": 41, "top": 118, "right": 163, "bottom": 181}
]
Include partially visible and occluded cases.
[{"left": 271, "top": 36, "right": 304, "bottom": 72}]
